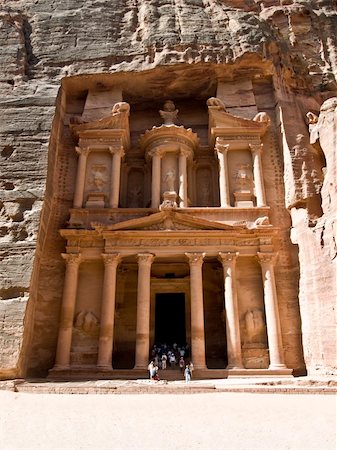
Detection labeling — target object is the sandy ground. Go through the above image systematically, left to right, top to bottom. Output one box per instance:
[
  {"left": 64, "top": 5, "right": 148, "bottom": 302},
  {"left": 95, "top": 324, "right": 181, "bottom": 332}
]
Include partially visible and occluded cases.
[{"left": 0, "top": 390, "right": 335, "bottom": 450}]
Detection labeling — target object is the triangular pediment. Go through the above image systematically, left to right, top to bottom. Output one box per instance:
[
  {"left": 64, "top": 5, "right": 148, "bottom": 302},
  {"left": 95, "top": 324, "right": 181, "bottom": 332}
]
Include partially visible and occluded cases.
[{"left": 92, "top": 210, "right": 245, "bottom": 232}]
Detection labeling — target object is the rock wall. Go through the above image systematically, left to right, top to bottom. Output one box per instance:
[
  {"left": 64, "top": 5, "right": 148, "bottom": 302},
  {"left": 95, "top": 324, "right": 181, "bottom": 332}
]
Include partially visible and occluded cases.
[{"left": 0, "top": 0, "right": 336, "bottom": 378}]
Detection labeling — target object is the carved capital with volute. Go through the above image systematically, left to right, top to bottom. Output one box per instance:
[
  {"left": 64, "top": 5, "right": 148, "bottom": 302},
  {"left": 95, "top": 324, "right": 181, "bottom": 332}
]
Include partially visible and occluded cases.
[
  {"left": 215, "top": 141, "right": 230, "bottom": 155},
  {"left": 249, "top": 143, "right": 263, "bottom": 156},
  {"left": 108, "top": 145, "right": 125, "bottom": 158},
  {"left": 75, "top": 146, "right": 90, "bottom": 157},
  {"left": 61, "top": 252, "right": 82, "bottom": 266},
  {"left": 185, "top": 252, "right": 205, "bottom": 266},
  {"left": 218, "top": 252, "right": 239, "bottom": 267},
  {"left": 257, "top": 252, "right": 278, "bottom": 267},
  {"left": 101, "top": 253, "right": 121, "bottom": 266},
  {"left": 137, "top": 253, "right": 155, "bottom": 266}
]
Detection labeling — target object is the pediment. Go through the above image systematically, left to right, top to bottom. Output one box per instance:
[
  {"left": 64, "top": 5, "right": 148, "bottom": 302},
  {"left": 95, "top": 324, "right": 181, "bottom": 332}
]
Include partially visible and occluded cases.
[
  {"left": 70, "top": 101, "right": 130, "bottom": 148},
  {"left": 70, "top": 102, "right": 130, "bottom": 136},
  {"left": 208, "top": 105, "right": 270, "bottom": 146},
  {"left": 92, "top": 210, "right": 244, "bottom": 232}
]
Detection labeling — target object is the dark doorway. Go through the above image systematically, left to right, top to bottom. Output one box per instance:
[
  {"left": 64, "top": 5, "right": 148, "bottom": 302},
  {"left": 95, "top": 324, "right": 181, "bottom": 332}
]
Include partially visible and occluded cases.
[{"left": 155, "top": 293, "right": 186, "bottom": 345}]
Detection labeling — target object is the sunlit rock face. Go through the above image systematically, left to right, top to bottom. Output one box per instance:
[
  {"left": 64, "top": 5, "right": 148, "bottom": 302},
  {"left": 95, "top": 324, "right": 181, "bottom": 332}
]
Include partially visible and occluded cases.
[{"left": 0, "top": 0, "right": 336, "bottom": 379}]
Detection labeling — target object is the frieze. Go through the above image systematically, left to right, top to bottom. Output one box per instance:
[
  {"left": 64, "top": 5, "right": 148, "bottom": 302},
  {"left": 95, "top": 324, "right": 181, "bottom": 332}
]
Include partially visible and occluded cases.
[
  {"left": 217, "top": 136, "right": 261, "bottom": 142},
  {"left": 104, "top": 236, "right": 258, "bottom": 248}
]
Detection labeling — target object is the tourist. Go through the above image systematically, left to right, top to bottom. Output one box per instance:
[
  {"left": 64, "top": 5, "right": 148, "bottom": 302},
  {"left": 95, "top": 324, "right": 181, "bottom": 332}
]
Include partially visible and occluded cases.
[
  {"left": 161, "top": 354, "right": 167, "bottom": 370},
  {"left": 179, "top": 356, "right": 185, "bottom": 372},
  {"left": 148, "top": 361, "right": 155, "bottom": 380},
  {"left": 189, "top": 361, "right": 194, "bottom": 378},
  {"left": 184, "top": 364, "right": 191, "bottom": 383},
  {"left": 153, "top": 365, "right": 160, "bottom": 381}
]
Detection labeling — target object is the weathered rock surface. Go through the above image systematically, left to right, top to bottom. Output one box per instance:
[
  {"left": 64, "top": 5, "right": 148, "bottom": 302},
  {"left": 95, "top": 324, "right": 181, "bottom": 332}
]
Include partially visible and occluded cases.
[{"left": 0, "top": 0, "right": 336, "bottom": 378}]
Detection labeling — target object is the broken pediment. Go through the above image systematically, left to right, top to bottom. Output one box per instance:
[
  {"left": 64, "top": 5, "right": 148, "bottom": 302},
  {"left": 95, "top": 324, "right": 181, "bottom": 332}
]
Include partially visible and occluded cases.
[
  {"left": 207, "top": 97, "right": 270, "bottom": 148},
  {"left": 70, "top": 101, "right": 130, "bottom": 149},
  {"left": 92, "top": 210, "right": 245, "bottom": 232}
]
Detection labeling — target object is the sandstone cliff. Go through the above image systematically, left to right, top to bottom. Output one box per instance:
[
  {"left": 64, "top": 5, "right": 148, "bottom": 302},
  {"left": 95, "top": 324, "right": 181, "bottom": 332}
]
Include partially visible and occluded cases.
[{"left": 0, "top": 0, "right": 336, "bottom": 378}]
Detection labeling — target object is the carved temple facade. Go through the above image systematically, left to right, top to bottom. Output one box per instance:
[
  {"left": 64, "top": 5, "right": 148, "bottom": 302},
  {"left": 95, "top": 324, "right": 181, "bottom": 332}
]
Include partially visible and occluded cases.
[{"left": 47, "top": 92, "right": 299, "bottom": 379}]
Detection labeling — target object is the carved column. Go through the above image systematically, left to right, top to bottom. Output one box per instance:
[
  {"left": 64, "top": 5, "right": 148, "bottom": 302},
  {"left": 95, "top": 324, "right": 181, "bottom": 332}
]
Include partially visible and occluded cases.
[
  {"left": 216, "top": 141, "right": 230, "bottom": 207},
  {"left": 250, "top": 144, "right": 267, "bottom": 207},
  {"left": 74, "top": 147, "right": 90, "bottom": 208},
  {"left": 109, "top": 147, "right": 124, "bottom": 208},
  {"left": 178, "top": 149, "right": 188, "bottom": 207},
  {"left": 151, "top": 152, "right": 161, "bottom": 208},
  {"left": 186, "top": 252, "right": 206, "bottom": 369},
  {"left": 218, "top": 252, "right": 243, "bottom": 369},
  {"left": 54, "top": 253, "right": 82, "bottom": 369},
  {"left": 97, "top": 253, "right": 121, "bottom": 369},
  {"left": 134, "top": 253, "right": 155, "bottom": 369},
  {"left": 257, "top": 253, "right": 286, "bottom": 369}
]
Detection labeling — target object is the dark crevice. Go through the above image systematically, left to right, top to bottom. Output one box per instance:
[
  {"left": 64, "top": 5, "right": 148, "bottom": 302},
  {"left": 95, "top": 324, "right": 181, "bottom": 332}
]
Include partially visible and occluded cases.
[
  {"left": 22, "top": 16, "right": 39, "bottom": 78},
  {"left": 1, "top": 146, "right": 15, "bottom": 158},
  {"left": 0, "top": 287, "right": 28, "bottom": 300}
]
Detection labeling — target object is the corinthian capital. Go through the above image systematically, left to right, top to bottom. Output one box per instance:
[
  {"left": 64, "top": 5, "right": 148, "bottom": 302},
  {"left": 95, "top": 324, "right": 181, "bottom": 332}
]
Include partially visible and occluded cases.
[
  {"left": 215, "top": 140, "right": 230, "bottom": 155},
  {"left": 249, "top": 143, "right": 263, "bottom": 155},
  {"left": 75, "top": 146, "right": 90, "bottom": 157},
  {"left": 185, "top": 252, "right": 205, "bottom": 266},
  {"left": 218, "top": 252, "right": 239, "bottom": 266},
  {"left": 257, "top": 252, "right": 277, "bottom": 266},
  {"left": 61, "top": 253, "right": 82, "bottom": 266},
  {"left": 101, "top": 253, "right": 121, "bottom": 266},
  {"left": 137, "top": 253, "right": 155, "bottom": 266}
]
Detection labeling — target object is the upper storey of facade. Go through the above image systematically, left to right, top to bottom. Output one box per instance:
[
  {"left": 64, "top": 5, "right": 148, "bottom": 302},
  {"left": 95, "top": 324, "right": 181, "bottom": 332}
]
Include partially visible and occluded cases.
[{"left": 67, "top": 88, "right": 272, "bottom": 233}]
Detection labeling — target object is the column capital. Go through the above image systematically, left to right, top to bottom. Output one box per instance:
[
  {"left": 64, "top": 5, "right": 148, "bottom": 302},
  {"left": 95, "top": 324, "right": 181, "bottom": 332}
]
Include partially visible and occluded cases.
[
  {"left": 215, "top": 140, "right": 230, "bottom": 155},
  {"left": 249, "top": 143, "right": 263, "bottom": 155},
  {"left": 109, "top": 145, "right": 125, "bottom": 157},
  {"left": 75, "top": 146, "right": 90, "bottom": 157},
  {"left": 148, "top": 148, "right": 165, "bottom": 159},
  {"left": 180, "top": 148, "right": 192, "bottom": 159},
  {"left": 185, "top": 252, "right": 205, "bottom": 266},
  {"left": 218, "top": 252, "right": 239, "bottom": 266},
  {"left": 257, "top": 252, "right": 278, "bottom": 266},
  {"left": 61, "top": 253, "right": 82, "bottom": 266},
  {"left": 101, "top": 253, "right": 121, "bottom": 266},
  {"left": 137, "top": 253, "right": 155, "bottom": 266}
]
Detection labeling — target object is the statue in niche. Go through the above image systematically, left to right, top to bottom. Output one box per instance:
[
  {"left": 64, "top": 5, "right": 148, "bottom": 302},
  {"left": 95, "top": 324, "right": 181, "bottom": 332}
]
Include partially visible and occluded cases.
[
  {"left": 159, "top": 100, "right": 179, "bottom": 125},
  {"left": 234, "top": 164, "right": 254, "bottom": 193},
  {"left": 89, "top": 165, "right": 108, "bottom": 192},
  {"left": 164, "top": 169, "right": 176, "bottom": 192},
  {"left": 128, "top": 185, "right": 143, "bottom": 208},
  {"left": 244, "top": 308, "right": 266, "bottom": 347},
  {"left": 74, "top": 311, "right": 100, "bottom": 337}
]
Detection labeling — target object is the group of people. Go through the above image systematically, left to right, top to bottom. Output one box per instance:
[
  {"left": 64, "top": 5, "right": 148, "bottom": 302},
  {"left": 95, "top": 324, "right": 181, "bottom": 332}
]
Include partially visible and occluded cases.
[{"left": 148, "top": 342, "right": 194, "bottom": 383}]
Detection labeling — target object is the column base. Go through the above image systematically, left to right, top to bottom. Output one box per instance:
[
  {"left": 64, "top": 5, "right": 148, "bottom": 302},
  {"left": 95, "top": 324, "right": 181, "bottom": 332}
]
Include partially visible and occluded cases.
[
  {"left": 51, "top": 364, "right": 70, "bottom": 371},
  {"left": 96, "top": 364, "right": 113, "bottom": 371},
  {"left": 268, "top": 364, "right": 288, "bottom": 370}
]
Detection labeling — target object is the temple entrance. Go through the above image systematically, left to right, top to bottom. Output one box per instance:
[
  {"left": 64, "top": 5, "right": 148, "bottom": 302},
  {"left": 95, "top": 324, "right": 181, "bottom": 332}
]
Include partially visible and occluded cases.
[{"left": 155, "top": 293, "right": 186, "bottom": 345}]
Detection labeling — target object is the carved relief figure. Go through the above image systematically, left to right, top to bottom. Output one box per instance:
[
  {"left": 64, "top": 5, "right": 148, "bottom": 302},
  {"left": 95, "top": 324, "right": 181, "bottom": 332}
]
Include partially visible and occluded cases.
[
  {"left": 159, "top": 100, "right": 179, "bottom": 125},
  {"left": 234, "top": 164, "right": 254, "bottom": 193},
  {"left": 89, "top": 165, "right": 108, "bottom": 192},
  {"left": 164, "top": 169, "right": 176, "bottom": 192},
  {"left": 128, "top": 186, "right": 143, "bottom": 208},
  {"left": 244, "top": 309, "right": 267, "bottom": 347},
  {"left": 74, "top": 311, "right": 100, "bottom": 336}
]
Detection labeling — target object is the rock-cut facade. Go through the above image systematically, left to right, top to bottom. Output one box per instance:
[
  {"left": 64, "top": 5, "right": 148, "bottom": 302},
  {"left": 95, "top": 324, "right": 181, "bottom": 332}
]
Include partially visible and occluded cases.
[{"left": 0, "top": 0, "right": 336, "bottom": 379}]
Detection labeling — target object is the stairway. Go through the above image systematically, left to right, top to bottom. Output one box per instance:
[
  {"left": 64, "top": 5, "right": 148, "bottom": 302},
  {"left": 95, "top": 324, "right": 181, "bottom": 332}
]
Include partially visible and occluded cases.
[{"left": 157, "top": 368, "right": 184, "bottom": 381}]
